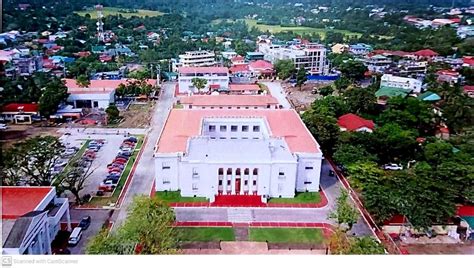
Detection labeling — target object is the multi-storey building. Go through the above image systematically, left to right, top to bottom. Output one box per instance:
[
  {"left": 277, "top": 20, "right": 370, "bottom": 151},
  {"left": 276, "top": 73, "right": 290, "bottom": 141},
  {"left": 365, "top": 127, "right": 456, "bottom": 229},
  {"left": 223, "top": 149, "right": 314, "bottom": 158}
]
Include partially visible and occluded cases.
[
  {"left": 258, "top": 42, "right": 329, "bottom": 75},
  {"left": 178, "top": 50, "right": 216, "bottom": 68},
  {"left": 365, "top": 55, "right": 392, "bottom": 73},
  {"left": 177, "top": 67, "right": 229, "bottom": 94},
  {"left": 380, "top": 74, "right": 422, "bottom": 93},
  {"left": 178, "top": 95, "right": 279, "bottom": 110},
  {"left": 154, "top": 108, "right": 323, "bottom": 202}
]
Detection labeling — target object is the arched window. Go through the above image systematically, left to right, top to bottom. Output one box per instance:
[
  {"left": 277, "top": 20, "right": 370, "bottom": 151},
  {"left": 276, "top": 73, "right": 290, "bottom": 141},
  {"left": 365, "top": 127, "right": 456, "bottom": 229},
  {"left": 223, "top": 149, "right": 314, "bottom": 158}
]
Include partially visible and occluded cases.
[
  {"left": 218, "top": 168, "right": 224, "bottom": 175},
  {"left": 226, "top": 168, "right": 232, "bottom": 175},
  {"left": 236, "top": 168, "right": 241, "bottom": 176},
  {"left": 244, "top": 168, "right": 249, "bottom": 175},
  {"left": 253, "top": 168, "right": 258, "bottom": 176}
]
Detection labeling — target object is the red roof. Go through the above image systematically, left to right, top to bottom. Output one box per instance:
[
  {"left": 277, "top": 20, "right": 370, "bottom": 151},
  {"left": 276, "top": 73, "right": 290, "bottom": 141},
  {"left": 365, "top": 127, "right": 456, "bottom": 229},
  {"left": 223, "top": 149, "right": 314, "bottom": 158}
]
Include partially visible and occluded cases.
[
  {"left": 450, "top": 18, "right": 461, "bottom": 23},
  {"left": 414, "top": 49, "right": 438, "bottom": 57},
  {"left": 231, "top": 55, "right": 244, "bottom": 62},
  {"left": 463, "top": 56, "right": 474, "bottom": 66},
  {"left": 249, "top": 60, "right": 273, "bottom": 70},
  {"left": 229, "top": 64, "right": 250, "bottom": 73},
  {"left": 179, "top": 66, "right": 229, "bottom": 74},
  {"left": 437, "top": 69, "right": 459, "bottom": 76},
  {"left": 64, "top": 79, "right": 156, "bottom": 94},
  {"left": 229, "top": 84, "right": 260, "bottom": 91},
  {"left": 464, "top": 85, "right": 474, "bottom": 92},
  {"left": 179, "top": 95, "right": 278, "bottom": 106},
  {"left": 1, "top": 103, "right": 39, "bottom": 113},
  {"left": 156, "top": 109, "right": 321, "bottom": 154},
  {"left": 337, "top": 113, "right": 375, "bottom": 131},
  {"left": 1, "top": 186, "right": 54, "bottom": 219},
  {"left": 457, "top": 205, "right": 474, "bottom": 217},
  {"left": 383, "top": 214, "right": 408, "bottom": 225}
]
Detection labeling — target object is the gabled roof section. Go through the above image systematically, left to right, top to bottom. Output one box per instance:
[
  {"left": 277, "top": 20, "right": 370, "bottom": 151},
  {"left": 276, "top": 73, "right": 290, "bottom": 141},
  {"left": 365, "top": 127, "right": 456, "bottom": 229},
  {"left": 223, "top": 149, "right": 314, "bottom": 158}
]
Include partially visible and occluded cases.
[{"left": 376, "top": 86, "right": 412, "bottom": 98}]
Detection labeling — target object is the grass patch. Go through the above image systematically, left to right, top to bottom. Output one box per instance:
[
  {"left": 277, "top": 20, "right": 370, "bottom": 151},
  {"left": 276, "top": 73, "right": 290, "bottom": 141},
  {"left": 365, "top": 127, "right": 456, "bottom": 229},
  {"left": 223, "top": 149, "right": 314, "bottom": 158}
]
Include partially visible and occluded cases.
[
  {"left": 76, "top": 7, "right": 163, "bottom": 19},
  {"left": 242, "top": 19, "right": 361, "bottom": 38},
  {"left": 88, "top": 136, "right": 143, "bottom": 206},
  {"left": 155, "top": 191, "right": 208, "bottom": 204},
  {"left": 268, "top": 192, "right": 321, "bottom": 204},
  {"left": 178, "top": 227, "right": 235, "bottom": 242},
  {"left": 249, "top": 228, "right": 324, "bottom": 244}
]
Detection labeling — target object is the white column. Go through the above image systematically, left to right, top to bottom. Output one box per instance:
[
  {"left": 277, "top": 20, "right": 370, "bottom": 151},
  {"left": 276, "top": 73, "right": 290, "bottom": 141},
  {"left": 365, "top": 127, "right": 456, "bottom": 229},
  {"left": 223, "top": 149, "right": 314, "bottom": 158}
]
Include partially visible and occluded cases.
[{"left": 231, "top": 168, "right": 236, "bottom": 195}]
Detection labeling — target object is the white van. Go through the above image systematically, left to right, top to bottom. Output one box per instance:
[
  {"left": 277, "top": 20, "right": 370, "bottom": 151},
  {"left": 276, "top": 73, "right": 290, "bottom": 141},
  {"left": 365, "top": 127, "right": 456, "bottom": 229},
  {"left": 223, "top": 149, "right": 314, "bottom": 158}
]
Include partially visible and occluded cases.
[{"left": 68, "top": 227, "right": 83, "bottom": 246}]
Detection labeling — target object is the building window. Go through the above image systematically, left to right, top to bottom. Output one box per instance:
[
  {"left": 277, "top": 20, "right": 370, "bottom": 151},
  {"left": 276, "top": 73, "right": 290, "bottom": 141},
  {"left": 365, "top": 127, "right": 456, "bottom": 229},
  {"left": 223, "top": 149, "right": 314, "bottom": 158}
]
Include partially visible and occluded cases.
[
  {"left": 189, "top": 105, "right": 193, "bottom": 109},
  {"left": 219, "top": 107, "right": 223, "bottom": 109},
  {"left": 228, "top": 107, "right": 232, "bottom": 109},
  {"left": 245, "top": 107, "right": 249, "bottom": 109},
  {"left": 209, "top": 125, "right": 216, "bottom": 132},
  {"left": 220, "top": 125, "right": 227, "bottom": 132},
  {"left": 231, "top": 125, "right": 238, "bottom": 132},
  {"left": 242, "top": 125, "right": 249, "bottom": 132},
  {"left": 253, "top": 125, "right": 260, "bottom": 132},
  {"left": 220, "top": 137, "right": 226, "bottom": 139},
  {"left": 231, "top": 137, "right": 237, "bottom": 139},
  {"left": 162, "top": 162, "right": 171, "bottom": 169},
  {"left": 305, "top": 166, "right": 313, "bottom": 170},
  {"left": 192, "top": 167, "right": 199, "bottom": 178},
  {"left": 278, "top": 168, "right": 285, "bottom": 177},
  {"left": 163, "top": 178, "right": 170, "bottom": 184},
  {"left": 218, "top": 180, "right": 223, "bottom": 186},
  {"left": 227, "top": 180, "right": 231, "bottom": 186},
  {"left": 244, "top": 180, "right": 248, "bottom": 186},
  {"left": 253, "top": 180, "right": 257, "bottom": 186},
  {"left": 192, "top": 183, "right": 198, "bottom": 190},
  {"left": 278, "top": 183, "right": 284, "bottom": 193}
]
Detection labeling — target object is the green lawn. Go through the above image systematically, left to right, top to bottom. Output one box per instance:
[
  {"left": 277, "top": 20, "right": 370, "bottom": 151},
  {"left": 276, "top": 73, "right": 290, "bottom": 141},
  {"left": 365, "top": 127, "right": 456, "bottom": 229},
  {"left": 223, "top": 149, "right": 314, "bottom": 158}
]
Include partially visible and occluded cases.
[
  {"left": 76, "top": 7, "right": 163, "bottom": 19},
  {"left": 242, "top": 19, "right": 361, "bottom": 38},
  {"left": 88, "top": 136, "right": 143, "bottom": 206},
  {"left": 155, "top": 191, "right": 208, "bottom": 204},
  {"left": 268, "top": 192, "right": 321, "bottom": 204},
  {"left": 178, "top": 227, "right": 235, "bottom": 242},
  {"left": 249, "top": 228, "right": 324, "bottom": 244}
]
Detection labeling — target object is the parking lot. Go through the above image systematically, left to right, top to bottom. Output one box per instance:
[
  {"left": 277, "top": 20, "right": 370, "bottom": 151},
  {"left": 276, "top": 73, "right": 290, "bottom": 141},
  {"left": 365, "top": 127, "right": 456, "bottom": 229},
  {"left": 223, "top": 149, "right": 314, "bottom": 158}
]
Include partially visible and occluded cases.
[
  {"left": 58, "top": 129, "right": 144, "bottom": 203},
  {"left": 68, "top": 209, "right": 112, "bottom": 254}
]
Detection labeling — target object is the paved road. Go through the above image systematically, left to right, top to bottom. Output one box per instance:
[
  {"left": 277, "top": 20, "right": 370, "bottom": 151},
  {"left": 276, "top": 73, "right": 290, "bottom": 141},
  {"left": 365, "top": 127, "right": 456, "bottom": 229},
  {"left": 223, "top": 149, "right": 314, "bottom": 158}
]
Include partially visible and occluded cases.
[
  {"left": 261, "top": 81, "right": 292, "bottom": 109},
  {"left": 111, "top": 82, "right": 176, "bottom": 229},
  {"left": 174, "top": 160, "right": 374, "bottom": 237},
  {"left": 68, "top": 209, "right": 112, "bottom": 254}
]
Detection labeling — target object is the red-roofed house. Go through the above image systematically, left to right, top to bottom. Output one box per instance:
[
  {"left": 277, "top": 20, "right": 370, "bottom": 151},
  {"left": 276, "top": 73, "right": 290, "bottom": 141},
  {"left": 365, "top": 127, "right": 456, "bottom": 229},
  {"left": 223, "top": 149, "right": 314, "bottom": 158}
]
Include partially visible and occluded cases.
[
  {"left": 414, "top": 49, "right": 438, "bottom": 60},
  {"left": 231, "top": 55, "right": 245, "bottom": 65},
  {"left": 462, "top": 56, "right": 474, "bottom": 68},
  {"left": 249, "top": 60, "right": 274, "bottom": 77},
  {"left": 229, "top": 64, "right": 250, "bottom": 75},
  {"left": 436, "top": 69, "right": 461, "bottom": 84},
  {"left": 65, "top": 79, "right": 157, "bottom": 108},
  {"left": 228, "top": 84, "right": 261, "bottom": 95},
  {"left": 464, "top": 85, "right": 474, "bottom": 98},
  {"left": 179, "top": 94, "right": 279, "bottom": 109},
  {"left": 0, "top": 103, "right": 39, "bottom": 124},
  {"left": 154, "top": 108, "right": 323, "bottom": 202},
  {"left": 337, "top": 113, "right": 375, "bottom": 133},
  {"left": 1, "top": 186, "right": 71, "bottom": 255}
]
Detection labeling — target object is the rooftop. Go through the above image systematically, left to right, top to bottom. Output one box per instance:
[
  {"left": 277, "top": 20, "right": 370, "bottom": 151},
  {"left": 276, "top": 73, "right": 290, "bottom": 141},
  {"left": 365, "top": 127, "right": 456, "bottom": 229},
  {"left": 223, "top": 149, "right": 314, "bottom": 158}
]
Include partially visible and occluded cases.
[
  {"left": 178, "top": 66, "right": 229, "bottom": 74},
  {"left": 65, "top": 79, "right": 156, "bottom": 94},
  {"left": 229, "top": 84, "right": 261, "bottom": 91},
  {"left": 376, "top": 86, "right": 412, "bottom": 98},
  {"left": 179, "top": 95, "right": 278, "bottom": 106},
  {"left": 1, "top": 103, "right": 39, "bottom": 113},
  {"left": 155, "top": 109, "right": 320, "bottom": 154},
  {"left": 337, "top": 113, "right": 375, "bottom": 131},
  {"left": 1, "top": 186, "right": 54, "bottom": 219}
]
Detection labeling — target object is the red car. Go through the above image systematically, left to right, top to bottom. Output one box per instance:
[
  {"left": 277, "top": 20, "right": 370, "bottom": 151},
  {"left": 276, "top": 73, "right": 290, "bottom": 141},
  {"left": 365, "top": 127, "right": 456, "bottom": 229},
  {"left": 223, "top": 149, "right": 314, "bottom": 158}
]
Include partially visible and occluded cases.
[
  {"left": 114, "top": 157, "right": 128, "bottom": 163},
  {"left": 108, "top": 167, "right": 122, "bottom": 173}
]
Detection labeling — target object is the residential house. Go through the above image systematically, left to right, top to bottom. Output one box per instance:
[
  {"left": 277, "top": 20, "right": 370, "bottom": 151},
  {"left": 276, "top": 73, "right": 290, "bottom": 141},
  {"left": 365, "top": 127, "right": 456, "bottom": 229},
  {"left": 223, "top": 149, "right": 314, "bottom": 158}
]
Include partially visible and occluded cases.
[
  {"left": 331, "top": 43, "right": 349, "bottom": 54},
  {"left": 349, "top": 43, "right": 373, "bottom": 55},
  {"left": 436, "top": 70, "right": 462, "bottom": 84},
  {"left": 381, "top": 74, "right": 422, "bottom": 93},
  {"left": 337, "top": 113, "right": 375, "bottom": 133}
]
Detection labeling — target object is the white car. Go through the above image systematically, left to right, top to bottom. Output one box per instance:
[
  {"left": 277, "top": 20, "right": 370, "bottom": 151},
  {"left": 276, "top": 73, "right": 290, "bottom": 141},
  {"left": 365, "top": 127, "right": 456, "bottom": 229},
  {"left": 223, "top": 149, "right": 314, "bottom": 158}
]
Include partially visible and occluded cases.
[
  {"left": 0, "top": 123, "right": 7, "bottom": 130},
  {"left": 119, "top": 147, "right": 133, "bottom": 153},
  {"left": 54, "top": 159, "right": 68, "bottom": 167},
  {"left": 383, "top": 164, "right": 403, "bottom": 170}
]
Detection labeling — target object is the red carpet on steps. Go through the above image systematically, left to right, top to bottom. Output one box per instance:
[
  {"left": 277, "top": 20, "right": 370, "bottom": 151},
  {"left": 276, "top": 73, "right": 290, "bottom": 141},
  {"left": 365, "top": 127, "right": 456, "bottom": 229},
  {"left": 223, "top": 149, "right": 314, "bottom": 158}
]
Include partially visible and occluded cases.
[{"left": 211, "top": 195, "right": 265, "bottom": 207}]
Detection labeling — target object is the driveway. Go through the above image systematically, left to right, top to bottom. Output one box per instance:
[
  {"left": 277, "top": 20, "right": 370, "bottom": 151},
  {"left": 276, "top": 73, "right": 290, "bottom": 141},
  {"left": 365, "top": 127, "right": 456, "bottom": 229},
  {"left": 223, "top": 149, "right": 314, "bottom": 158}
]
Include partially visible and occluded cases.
[
  {"left": 261, "top": 81, "right": 292, "bottom": 109},
  {"left": 111, "top": 82, "right": 176, "bottom": 229},
  {"left": 68, "top": 209, "right": 112, "bottom": 254}
]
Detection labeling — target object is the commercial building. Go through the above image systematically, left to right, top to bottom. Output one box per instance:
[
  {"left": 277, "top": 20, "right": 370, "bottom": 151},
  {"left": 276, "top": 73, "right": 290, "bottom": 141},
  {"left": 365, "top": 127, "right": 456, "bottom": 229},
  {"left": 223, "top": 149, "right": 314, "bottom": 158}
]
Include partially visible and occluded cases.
[
  {"left": 258, "top": 41, "right": 329, "bottom": 75},
  {"left": 349, "top": 43, "right": 373, "bottom": 55},
  {"left": 178, "top": 50, "right": 216, "bottom": 68},
  {"left": 365, "top": 54, "right": 392, "bottom": 73},
  {"left": 177, "top": 67, "right": 229, "bottom": 94},
  {"left": 380, "top": 74, "right": 422, "bottom": 93},
  {"left": 65, "top": 79, "right": 156, "bottom": 109},
  {"left": 178, "top": 95, "right": 279, "bottom": 110},
  {"left": 0, "top": 103, "right": 40, "bottom": 124},
  {"left": 154, "top": 108, "right": 323, "bottom": 202},
  {"left": 1, "top": 186, "right": 71, "bottom": 255}
]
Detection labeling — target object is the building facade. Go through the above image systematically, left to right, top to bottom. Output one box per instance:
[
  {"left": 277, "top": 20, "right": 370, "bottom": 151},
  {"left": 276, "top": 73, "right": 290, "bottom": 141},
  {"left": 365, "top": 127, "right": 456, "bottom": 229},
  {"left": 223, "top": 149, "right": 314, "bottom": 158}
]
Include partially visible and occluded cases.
[
  {"left": 258, "top": 42, "right": 329, "bottom": 75},
  {"left": 178, "top": 50, "right": 216, "bottom": 68},
  {"left": 177, "top": 67, "right": 229, "bottom": 94},
  {"left": 380, "top": 74, "right": 422, "bottom": 93},
  {"left": 178, "top": 95, "right": 279, "bottom": 110},
  {"left": 154, "top": 109, "right": 323, "bottom": 202},
  {"left": 1, "top": 186, "right": 71, "bottom": 255}
]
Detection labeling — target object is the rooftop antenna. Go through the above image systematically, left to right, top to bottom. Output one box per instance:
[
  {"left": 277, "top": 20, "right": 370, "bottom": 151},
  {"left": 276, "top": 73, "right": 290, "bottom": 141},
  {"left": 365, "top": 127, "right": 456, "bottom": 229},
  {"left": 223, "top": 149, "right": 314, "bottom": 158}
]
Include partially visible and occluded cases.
[{"left": 96, "top": 5, "right": 105, "bottom": 42}]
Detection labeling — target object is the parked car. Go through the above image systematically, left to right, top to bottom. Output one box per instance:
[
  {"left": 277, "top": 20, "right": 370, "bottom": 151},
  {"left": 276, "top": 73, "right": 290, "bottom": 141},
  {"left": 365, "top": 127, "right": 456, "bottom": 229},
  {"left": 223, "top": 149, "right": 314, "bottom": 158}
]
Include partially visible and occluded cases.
[
  {"left": 0, "top": 123, "right": 8, "bottom": 130},
  {"left": 127, "top": 136, "right": 138, "bottom": 143},
  {"left": 88, "top": 141, "right": 102, "bottom": 147},
  {"left": 88, "top": 145, "right": 100, "bottom": 152},
  {"left": 119, "top": 147, "right": 133, "bottom": 153},
  {"left": 118, "top": 151, "right": 132, "bottom": 157},
  {"left": 114, "top": 157, "right": 128, "bottom": 162},
  {"left": 54, "top": 159, "right": 68, "bottom": 167},
  {"left": 107, "top": 163, "right": 124, "bottom": 169},
  {"left": 383, "top": 163, "right": 403, "bottom": 170},
  {"left": 108, "top": 167, "right": 122, "bottom": 173},
  {"left": 103, "top": 177, "right": 119, "bottom": 184},
  {"left": 78, "top": 216, "right": 91, "bottom": 230},
  {"left": 68, "top": 227, "right": 83, "bottom": 246}
]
